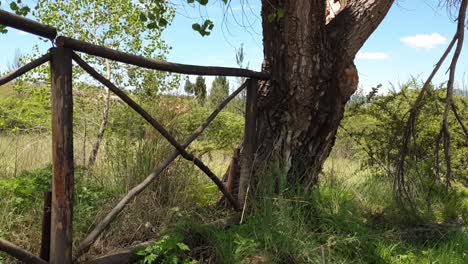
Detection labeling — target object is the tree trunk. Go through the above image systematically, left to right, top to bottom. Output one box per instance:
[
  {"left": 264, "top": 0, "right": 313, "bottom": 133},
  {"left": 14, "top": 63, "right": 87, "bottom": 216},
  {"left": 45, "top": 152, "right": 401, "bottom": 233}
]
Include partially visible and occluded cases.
[
  {"left": 223, "top": 0, "right": 394, "bottom": 202},
  {"left": 87, "top": 59, "right": 112, "bottom": 170}
]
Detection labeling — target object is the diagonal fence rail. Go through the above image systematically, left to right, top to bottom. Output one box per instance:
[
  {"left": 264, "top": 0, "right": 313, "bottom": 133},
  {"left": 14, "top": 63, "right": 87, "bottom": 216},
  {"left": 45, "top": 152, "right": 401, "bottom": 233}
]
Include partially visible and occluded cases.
[{"left": 0, "top": 8, "right": 268, "bottom": 264}]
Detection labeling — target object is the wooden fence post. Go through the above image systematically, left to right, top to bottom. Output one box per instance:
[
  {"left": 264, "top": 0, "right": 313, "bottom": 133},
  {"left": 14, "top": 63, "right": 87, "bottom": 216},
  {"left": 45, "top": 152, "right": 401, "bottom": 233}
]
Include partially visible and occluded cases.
[
  {"left": 50, "top": 47, "right": 74, "bottom": 264},
  {"left": 238, "top": 79, "right": 258, "bottom": 206},
  {"left": 40, "top": 191, "right": 52, "bottom": 261}
]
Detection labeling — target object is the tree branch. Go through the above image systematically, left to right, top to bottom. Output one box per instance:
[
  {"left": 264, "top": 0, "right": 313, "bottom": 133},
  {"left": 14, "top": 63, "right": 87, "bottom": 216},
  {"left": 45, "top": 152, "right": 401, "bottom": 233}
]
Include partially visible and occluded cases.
[{"left": 326, "top": 0, "right": 395, "bottom": 59}]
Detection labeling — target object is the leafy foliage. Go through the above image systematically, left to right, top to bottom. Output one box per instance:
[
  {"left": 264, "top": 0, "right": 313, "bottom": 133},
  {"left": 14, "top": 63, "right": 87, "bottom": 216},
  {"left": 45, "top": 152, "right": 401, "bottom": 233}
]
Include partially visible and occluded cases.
[
  {"left": 184, "top": 76, "right": 207, "bottom": 105},
  {"left": 210, "top": 76, "right": 230, "bottom": 106},
  {"left": 340, "top": 81, "right": 468, "bottom": 220},
  {"left": 0, "top": 84, "right": 50, "bottom": 132},
  {"left": 179, "top": 107, "right": 244, "bottom": 152},
  {"left": 135, "top": 235, "right": 197, "bottom": 264}
]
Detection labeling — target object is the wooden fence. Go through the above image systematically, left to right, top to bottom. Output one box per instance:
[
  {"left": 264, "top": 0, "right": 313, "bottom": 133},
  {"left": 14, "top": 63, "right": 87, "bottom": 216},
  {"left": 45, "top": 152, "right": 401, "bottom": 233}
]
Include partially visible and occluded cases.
[{"left": 0, "top": 9, "right": 269, "bottom": 264}]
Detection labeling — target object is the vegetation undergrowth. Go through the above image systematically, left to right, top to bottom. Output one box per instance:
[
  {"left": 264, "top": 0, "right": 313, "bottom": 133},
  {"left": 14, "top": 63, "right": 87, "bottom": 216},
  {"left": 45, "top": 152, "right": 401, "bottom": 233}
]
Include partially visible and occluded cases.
[
  {"left": 0, "top": 80, "right": 466, "bottom": 263},
  {"left": 162, "top": 161, "right": 467, "bottom": 264}
]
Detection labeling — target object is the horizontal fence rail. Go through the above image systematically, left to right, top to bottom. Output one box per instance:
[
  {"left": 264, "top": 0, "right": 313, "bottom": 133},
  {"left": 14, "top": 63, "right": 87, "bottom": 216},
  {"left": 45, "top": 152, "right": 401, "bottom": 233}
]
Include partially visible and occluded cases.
[
  {"left": 0, "top": 9, "right": 57, "bottom": 39},
  {"left": 58, "top": 36, "right": 269, "bottom": 79}
]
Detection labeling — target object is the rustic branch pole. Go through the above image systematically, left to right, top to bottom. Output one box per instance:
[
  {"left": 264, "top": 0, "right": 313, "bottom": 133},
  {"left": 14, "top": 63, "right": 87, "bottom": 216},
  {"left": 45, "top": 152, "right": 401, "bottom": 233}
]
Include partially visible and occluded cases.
[
  {"left": 0, "top": 9, "right": 57, "bottom": 39},
  {"left": 58, "top": 37, "right": 269, "bottom": 79},
  {"left": 50, "top": 47, "right": 74, "bottom": 264},
  {"left": 0, "top": 53, "right": 51, "bottom": 86},
  {"left": 72, "top": 53, "right": 239, "bottom": 209},
  {"left": 73, "top": 66, "right": 248, "bottom": 259},
  {"left": 238, "top": 79, "right": 258, "bottom": 206},
  {"left": 40, "top": 191, "right": 52, "bottom": 261},
  {"left": 0, "top": 239, "right": 47, "bottom": 264},
  {"left": 80, "top": 240, "right": 156, "bottom": 264}
]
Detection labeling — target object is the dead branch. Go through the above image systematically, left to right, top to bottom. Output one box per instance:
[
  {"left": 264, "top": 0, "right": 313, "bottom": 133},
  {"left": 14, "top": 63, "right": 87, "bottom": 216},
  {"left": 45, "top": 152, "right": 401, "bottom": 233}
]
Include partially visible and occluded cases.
[
  {"left": 396, "top": 0, "right": 467, "bottom": 202},
  {"left": 440, "top": 0, "right": 466, "bottom": 187},
  {"left": 451, "top": 102, "right": 468, "bottom": 137}
]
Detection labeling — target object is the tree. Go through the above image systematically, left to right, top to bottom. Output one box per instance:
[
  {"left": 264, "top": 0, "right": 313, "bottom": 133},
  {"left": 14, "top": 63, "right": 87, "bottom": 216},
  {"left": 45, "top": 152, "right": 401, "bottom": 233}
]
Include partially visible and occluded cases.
[
  {"left": 3, "top": 0, "right": 463, "bottom": 206},
  {"left": 32, "top": 0, "right": 174, "bottom": 169},
  {"left": 216, "top": 0, "right": 396, "bottom": 205},
  {"left": 185, "top": 76, "right": 207, "bottom": 105},
  {"left": 210, "top": 76, "right": 230, "bottom": 106},
  {"left": 184, "top": 78, "right": 194, "bottom": 94}
]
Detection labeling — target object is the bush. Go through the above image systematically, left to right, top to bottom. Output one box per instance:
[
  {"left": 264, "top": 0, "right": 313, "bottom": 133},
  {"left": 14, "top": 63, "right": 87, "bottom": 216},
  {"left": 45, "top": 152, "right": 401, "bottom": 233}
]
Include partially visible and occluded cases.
[{"left": 339, "top": 81, "right": 468, "bottom": 221}]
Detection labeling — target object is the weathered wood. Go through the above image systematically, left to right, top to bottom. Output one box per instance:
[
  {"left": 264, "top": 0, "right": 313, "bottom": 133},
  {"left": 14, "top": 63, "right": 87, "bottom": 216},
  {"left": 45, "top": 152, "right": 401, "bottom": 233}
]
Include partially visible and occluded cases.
[
  {"left": 0, "top": 9, "right": 57, "bottom": 39},
  {"left": 58, "top": 36, "right": 269, "bottom": 79},
  {"left": 50, "top": 47, "right": 74, "bottom": 264},
  {"left": 0, "top": 53, "right": 51, "bottom": 86},
  {"left": 73, "top": 54, "right": 246, "bottom": 259},
  {"left": 238, "top": 79, "right": 258, "bottom": 206},
  {"left": 40, "top": 191, "right": 52, "bottom": 261},
  {"left": 0, "top": 239, "right": 48, "bottom": 264},
  {"left": 80, "top": 240, "right": 155, "bottom": 264}
]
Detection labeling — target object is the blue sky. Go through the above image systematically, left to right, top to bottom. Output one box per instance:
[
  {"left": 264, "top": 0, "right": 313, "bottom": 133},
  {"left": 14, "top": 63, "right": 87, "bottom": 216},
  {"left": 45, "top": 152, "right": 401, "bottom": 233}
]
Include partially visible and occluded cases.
[{"left": 0, "top": 0, "right": 466, "bottom": 92}]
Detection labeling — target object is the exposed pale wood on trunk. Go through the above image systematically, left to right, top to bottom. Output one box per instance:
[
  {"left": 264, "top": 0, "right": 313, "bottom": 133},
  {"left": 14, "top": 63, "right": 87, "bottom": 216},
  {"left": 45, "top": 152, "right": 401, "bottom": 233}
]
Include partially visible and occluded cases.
[
  {"left": 327, "top": 0, "right": 395, "bottom": 59},
  {"left": 0, "top": 9, "right": 57, "bottom": 39},
  {"left": 56, "top": 36, "right": 269, "bottom": 79},
  {"left": 50, "top": 47, "right": 74, "bottom": 264},
  {"left": 73, "top": 52, "right": 247, "bottom": 258},
  {"left": 0, "top": 53, "right": 51, "bottom": 86},
  {"left": 0, "top": 239, "right": 47, "bottom": 264}
]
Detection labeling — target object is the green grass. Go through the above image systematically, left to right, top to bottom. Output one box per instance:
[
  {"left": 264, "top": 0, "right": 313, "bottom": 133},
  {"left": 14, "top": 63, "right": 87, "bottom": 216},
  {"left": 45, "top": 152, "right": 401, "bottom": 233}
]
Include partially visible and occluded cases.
[
  {"left": 0, "top": 83, "right": 15, "bottom": 98},
  {"left": 0, "top": 92, "right": 466, "bottom": 263},
  {"left": 149, "top": 154, "right": 467, "bottom": 264}
]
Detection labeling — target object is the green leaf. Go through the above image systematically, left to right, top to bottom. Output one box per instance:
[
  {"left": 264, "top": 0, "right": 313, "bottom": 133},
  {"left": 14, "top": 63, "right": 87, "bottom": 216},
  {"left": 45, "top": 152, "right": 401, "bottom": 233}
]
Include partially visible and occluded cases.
[
  {"left": 196, "top": 0, "right": 209, "bottom": 5},
  {"left": 10, "top": 2, "right": 19, "bottom": 11},
  {"left": 276, "top": 8, "right": 286, "bottom": 19},
  {"left": 139, "top": 13, "right": 147, "bottom": 22},
  {"left": 268, "top": 13, "right": 276, "bottom": 23},
  {"left": 159, "top": 18, "right": 168, "bottom": 27},
  {"left": 147, "top": 22, "right": 157, "bottom": 29},
  {"left": 192, "top": 23, "right": 201, "bottom": 31},
  {"left": 176, "top": 243, "right": 190, "bottom": 251}
]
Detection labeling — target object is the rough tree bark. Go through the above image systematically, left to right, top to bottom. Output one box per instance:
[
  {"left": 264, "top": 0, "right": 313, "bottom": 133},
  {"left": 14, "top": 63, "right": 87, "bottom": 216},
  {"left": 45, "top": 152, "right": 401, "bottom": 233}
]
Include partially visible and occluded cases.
[{"left": 224, "top": 0, "right": 395, "bottom": 204}]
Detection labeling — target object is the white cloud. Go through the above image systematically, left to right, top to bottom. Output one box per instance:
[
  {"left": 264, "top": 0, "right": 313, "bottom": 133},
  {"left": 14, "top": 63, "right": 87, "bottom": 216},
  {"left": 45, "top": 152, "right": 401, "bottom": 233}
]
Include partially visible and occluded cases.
[
  {"left": 400, "top": 33, "right": 447, "bottom": 49},
  {"left": 356, "top": 52, "right": 390, "bottom": 60}
]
